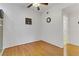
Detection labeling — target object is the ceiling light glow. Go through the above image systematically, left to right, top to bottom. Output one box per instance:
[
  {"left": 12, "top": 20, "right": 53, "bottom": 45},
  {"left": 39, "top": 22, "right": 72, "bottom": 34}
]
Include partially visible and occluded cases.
[{"left": 33, "top": 3, "right": 40, "bottom": 7}]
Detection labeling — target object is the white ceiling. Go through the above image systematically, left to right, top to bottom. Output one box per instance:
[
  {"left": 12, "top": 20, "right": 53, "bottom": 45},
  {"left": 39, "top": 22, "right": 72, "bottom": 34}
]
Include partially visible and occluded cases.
[
  {"left": 0, "top": 3, "right": 74, "bottom": 13},
  {"left": 25, "top": 3, "right": 74, "bottom": 13},
  {"left": 63, "top": 4, "right": 79, "bottom": 15}
]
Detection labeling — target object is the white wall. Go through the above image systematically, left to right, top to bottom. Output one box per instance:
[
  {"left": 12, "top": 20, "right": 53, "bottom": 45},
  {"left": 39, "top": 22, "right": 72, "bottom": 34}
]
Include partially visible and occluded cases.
[
  {"left": 0, "top": 3, "right": 42, "bottom": 48},
  {"left": 0, "top": 3, "right": 66, "bottom": 49},
  {"left": 63, "top": 4, "right": 79, "bottom": 46},
  {"left": 40, "top": 7, "right": 63, "bottom": 48},
  {"left": 69, "top": 14, "right": 79, "bottom": 45}
]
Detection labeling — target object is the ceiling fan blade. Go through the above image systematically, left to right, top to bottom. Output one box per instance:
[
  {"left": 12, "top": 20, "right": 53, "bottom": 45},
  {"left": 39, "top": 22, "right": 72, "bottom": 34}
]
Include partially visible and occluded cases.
[
  {"left": 41, "top": 3, "right": 48, "bottom": 5},
  {"left": 27, "top": 4, "right": 33, "bottom": 8},
  {"left": 37, "top": 7, "right": 40, "bottom": 10}
]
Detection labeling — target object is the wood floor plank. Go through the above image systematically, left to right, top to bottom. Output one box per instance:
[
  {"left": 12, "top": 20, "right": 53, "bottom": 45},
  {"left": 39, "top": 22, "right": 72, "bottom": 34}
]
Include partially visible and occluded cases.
[
  {"left": 2, "top": 40, "right": 63, "bottom": 56},
  {"left": 67, "top": 44, "right": 79, "bottom": 56}
]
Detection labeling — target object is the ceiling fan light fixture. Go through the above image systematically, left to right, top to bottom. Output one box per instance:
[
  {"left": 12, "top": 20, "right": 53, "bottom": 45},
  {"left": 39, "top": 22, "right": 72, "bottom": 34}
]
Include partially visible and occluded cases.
[{"left": 33, "top": 3, "right": 40, "bottom": 7}]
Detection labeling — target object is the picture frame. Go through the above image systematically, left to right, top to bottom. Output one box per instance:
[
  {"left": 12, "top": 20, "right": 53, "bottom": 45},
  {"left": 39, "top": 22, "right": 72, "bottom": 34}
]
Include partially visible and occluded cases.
[{"left": 25, "top": 18, "right": 32, "bottom": 25}]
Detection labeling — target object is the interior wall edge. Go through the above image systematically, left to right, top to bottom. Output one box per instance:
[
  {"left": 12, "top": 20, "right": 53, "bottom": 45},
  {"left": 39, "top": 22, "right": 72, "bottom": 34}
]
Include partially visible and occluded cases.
[{"left": 42, "top": 40, "right": 64, "bottom": 48}]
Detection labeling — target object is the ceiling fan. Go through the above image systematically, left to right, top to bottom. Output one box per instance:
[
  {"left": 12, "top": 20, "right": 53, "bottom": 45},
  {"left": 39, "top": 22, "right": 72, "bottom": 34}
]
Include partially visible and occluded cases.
[{"left": 27, "top": 3, "right": 48, "bottom": 11}]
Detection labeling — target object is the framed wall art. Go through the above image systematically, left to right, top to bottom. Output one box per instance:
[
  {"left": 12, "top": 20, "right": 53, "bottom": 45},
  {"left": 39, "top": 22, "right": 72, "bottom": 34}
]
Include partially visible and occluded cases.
[{"left": 25, "top": 18, "right": 32, "bottom": 25}]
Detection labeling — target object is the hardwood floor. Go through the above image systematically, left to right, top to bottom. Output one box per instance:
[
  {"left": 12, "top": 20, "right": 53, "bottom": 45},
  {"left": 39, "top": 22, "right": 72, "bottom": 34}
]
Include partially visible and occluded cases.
[
  {"left": 2, "top": 40, "right": 63, "bottom": 56},
  {"left": 67, "top": 44, "right": 79, "bottom": 56}
]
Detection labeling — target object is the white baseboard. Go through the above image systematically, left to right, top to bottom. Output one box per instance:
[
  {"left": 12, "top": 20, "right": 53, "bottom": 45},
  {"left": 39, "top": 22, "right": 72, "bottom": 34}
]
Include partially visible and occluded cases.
[
  {"left": 3, "top": 40, "right": 41, "bottom": 49},
  {"left": 42, "top": 40, "right": 64, "bottom": 48},
  {"left": 69, "top": 42, "right": 79, "bottom": 46}
]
